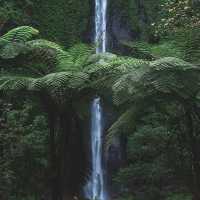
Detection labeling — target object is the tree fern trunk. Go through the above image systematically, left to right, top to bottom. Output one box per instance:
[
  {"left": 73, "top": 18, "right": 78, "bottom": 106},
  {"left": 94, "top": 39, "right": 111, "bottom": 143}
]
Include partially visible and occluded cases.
[
  {"left": 185, "top": 108, "right": 200, "bottom": 200},
  {"left": 48, "top": 112, "right": 61, "bottom": 200}
]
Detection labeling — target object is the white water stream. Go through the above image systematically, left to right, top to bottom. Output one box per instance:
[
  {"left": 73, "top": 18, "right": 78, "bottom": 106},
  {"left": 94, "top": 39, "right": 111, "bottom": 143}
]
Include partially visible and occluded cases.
[
  {"left": 84, "top": 0, "right": 108, "bottom": 199},
  {"left": 95, "top": 0, "right": 107, "bottom": 53},
  {"left": 84, "top": 98, "right": 107, "bottom": 200}
]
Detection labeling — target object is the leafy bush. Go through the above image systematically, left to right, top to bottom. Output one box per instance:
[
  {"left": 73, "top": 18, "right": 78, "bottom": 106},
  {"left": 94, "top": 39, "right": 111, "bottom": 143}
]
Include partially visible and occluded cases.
[{"left": 0, "top": 100, "right": 48, "bottom": 200}]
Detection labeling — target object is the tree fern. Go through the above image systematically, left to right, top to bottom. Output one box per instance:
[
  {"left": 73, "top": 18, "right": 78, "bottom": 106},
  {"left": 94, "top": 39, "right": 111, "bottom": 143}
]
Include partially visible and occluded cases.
[
  {"left": 1, "top": 26, "right": 39, "bottom": 43},
  {"left": 0, "top": 42, "right": 28, "bottom": 59},
  {"left": 85, "top": 55, "right": 149, "bottom": 94},
  {"left": 108, "top": 57, "right": 200, "bottom": 139},
  {"left": 150, "top": 57, "right": 195, "bottom": 71},
  {"left": 0, "top": 71, "right": 89, "bottom": 105},
  {"left": 0, "top": 76, "right": 34, "bottom": 94}
]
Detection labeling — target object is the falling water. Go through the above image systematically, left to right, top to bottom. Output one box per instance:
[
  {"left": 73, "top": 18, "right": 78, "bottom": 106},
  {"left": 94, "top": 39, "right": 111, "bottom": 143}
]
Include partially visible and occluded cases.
[
  {"left": 84, "top": 0, "right": 108, "bottom": 199},
  {"left": 95, "top": 0, "right": 107, "bottom": 53},
  {"left": 84, "top": 98, "right": 107, "bottom": 200}
]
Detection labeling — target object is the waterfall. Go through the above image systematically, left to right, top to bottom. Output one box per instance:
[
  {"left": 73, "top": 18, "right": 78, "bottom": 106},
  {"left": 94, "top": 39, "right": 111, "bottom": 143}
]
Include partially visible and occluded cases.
[
  {"left": 84, "top": 0, "right": 108, "bottom": 199},
  {"left": 95, "top": 0, "right": 107, "bottom": 53},
  {"left": 84, "top": 98, "right": 107, "bottom": 200},
  {"left": 85, "top": 98, "right": 106, "bottom": 200}
]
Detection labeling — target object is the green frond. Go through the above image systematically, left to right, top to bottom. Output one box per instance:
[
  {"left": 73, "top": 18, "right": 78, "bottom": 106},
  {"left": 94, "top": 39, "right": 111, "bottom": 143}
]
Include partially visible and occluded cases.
[
  {"left": 1, "top": 26, "right": 39, "bottom": 42},
  {"left": 0, "top": 38, "right": 9, "bottom": 48},
  {"left": 0, "top": 39, "right": 62, "bottom": 75},
  {"left": 27, "top": 39, "right": 63, "bottom": 51},
  {"left": 27, "top": 39, "right": 79, "bottom": 72},
  {"left": 27, "top": 39, "right": 64, "bottom": 68},
  {"left": 0, "top": 42, "right": 28, "bottom": 59},
  {"left": 57, "top": 43, "right": 94, "bottom": 72},
  {"left": 67, "top": 43, "right": 94, "bottom": 61},
  {"left": 25, "top": 46, "right": 58, "bottom": 74},
  {"left": 85, "top": 55, "right": 149, "bottom": 94},
  {"left": 85, "top": 55, "right": 148, "bottom": 75},
  {"left": 108, "top": 57, "right": 200, "bottom": 141},
  {"left": 112, "top": 57, "right": 200, "bottom": 106},
  {"left": 114, "top": 57, "right": 149, "bottom": 72},
  {"left": 150, "top": 57, "right": 195, "bottom": 71},
  {"left": 148, "top": 58, "right": 200, "bottom": 98},
  {"left": 112, "top": 65, "right": 150, "bottom": 105},
  {"left": 29, "top": 72, "right": 89, "bottom": 103},
  {"left": 40, "top": 72, "right": 88, "bottom": 89},
  {"left": 0, "top": 76, "right": 34, "bottom": 94}
]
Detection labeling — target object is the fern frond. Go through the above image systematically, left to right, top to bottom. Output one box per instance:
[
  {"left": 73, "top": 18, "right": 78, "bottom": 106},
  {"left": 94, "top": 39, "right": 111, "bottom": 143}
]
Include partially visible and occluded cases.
[
  {"left": 1, "top": 26, "right": 39, "bottom": 42},
  {"left": 0, "top": 38, "right": 9, "bottom": 48},
  {"left": 26, "top": 39, "right": 64, "bottom": 69},
  {"left": 27, "top": 39, "right": 63, "bottom": 51},
  {"left": 27, "top": 41, "right": 92, "bottom": 72},
  {"left": 0, "top": 42, "right": 28, "bottom": 59},
  {"left": 57, "top": 43, "right": 94, "bottom": 72},
  {"left": 67, "top": 43, "right": 94, "bottom": 64},
  {"left": 25, "top": 47, "right": 58, "bottom": 74},
  {"left": 85, "top": 55, "right": 149, "bottom": 94},
  {"left": 150, "top": 57, "right": 195, "bottom": 71},
  {"left": 112, "top": 65, "right": 150, "bottom": 105},
  {"left": 0, "top": 70, "right": 89, "bottom": 91},
  {"left": 28, "top": 72, "right": 89, "bottom": 104},
  {"left": 40, "top": 72, "right": 89, "bottom": 89},
  {"left": 0, "top": 76, "right": 34, "bottom": 94}
]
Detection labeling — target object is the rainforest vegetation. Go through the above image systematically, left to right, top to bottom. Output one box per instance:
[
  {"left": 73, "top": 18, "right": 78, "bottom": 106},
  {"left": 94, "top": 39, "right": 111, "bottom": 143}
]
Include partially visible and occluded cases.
[{"left": 0, "top": 0, "right": 200, "bottom": 200}]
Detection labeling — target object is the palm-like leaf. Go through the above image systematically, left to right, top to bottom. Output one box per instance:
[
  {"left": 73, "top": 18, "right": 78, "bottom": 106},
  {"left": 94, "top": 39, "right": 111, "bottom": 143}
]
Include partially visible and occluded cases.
[
  {"left": 1, "top": 26, "right": 39, "bottom": 42},
  {"left": 85, "top": 55, "right": 149, "bottom": 94},
  {"left": 109, "top": 57, "right": 200, "bottom": 140},
  {"left": 113, "top": 57, "right": 200, "bottom": 105},
  {"left": 0, "top": 71, "right": 89, "bottom": 105},
  {"left": 0, "top": 76, "right": 34, "bottom": 94}
]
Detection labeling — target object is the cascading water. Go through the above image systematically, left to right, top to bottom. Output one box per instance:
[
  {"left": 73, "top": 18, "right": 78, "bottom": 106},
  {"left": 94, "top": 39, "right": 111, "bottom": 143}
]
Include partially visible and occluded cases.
[
  {"left": 84, "top": 0, "right": 108, "bottom": 199},
  {"left": 95, "top": 0, "right": 107, "bottom": 53},
  {"left": 84, "top": 98, "right": 107, "bottom": 200}
]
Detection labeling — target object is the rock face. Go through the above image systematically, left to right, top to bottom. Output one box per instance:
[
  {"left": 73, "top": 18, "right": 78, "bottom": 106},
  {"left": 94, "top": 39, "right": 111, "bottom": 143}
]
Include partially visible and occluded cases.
[
  {"left": 84, "top": 0, "right": 161, "bottom": 55},
  {"left": 105, "top": 0, "right": 160, "bottom": 55},
  {"left": 107, "top": 1, "right": 137, "bottom": 55},
  {"left": 107, "top": 10, "right": 134, "bottom": 48}
]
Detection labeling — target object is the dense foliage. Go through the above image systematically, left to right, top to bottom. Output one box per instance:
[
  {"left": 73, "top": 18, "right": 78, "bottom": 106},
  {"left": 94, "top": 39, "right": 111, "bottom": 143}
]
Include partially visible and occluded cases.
[
  {"left": 154, "top": 0, "right": 200, "bottom": 35},
  {"left": 0, "top": 1, "right": 200, "bottom": 200},
  {"left": 0, "top": 100, "right": 48, "bottom": 200}
]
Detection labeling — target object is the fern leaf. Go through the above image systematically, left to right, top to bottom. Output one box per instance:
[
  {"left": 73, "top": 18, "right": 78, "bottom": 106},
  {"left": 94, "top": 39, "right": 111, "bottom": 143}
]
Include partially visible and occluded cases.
[
  {"left": 1, "top": 26, "right": 39, "bottom": 43},
  {"left": 0, "top": 76, "right": 34, "bottom": 94}
]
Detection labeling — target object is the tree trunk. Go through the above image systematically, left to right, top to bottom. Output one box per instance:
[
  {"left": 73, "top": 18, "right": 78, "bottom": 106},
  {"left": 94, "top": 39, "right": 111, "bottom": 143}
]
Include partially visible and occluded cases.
[
  {"left": 44, "top": 96, "right": 86, "bottom": 200},
  {"left": 185, "top": 108, "right": 200, "bottom": 200},
  {"left": 59, "top": 111, "right": 71, "bottom": 200},
  {"left": 48, "top": 112, "right": 61, "bottom": 200},
  {"left": 191, "top": 143, "right": 200, "bottom": 200}
]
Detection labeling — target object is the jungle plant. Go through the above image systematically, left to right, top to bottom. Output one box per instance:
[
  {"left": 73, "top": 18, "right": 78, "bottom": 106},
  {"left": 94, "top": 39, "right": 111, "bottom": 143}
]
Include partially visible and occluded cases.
[
  {"left": 0, "top": 26, "right": 93, "bottom": 200},
  {"left": 1, "top": 26, "right": 200, "bottom": 200},
  {"left": 106, "top": 57, "right": 200, "bottom": 200}
]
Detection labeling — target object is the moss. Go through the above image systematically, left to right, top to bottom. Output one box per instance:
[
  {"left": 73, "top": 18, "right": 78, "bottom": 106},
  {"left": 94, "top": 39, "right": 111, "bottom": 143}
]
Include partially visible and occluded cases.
[{"left": 32, "top": 0, "right": 90, "bottom": 47}]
